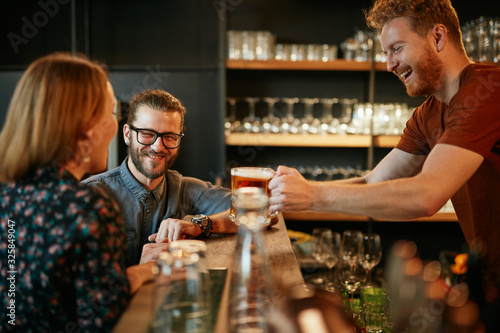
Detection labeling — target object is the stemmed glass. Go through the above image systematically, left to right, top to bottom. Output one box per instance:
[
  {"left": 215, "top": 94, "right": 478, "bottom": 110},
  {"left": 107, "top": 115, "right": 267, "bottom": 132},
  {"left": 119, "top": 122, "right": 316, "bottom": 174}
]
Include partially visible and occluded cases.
[
  {"left": 225, "top": 97, "right": 239, "bottom": 134},
  {"left": 242, "top": 97, "right": 261, "bottom": 133},
  {"left": 260, "top": 97, "right": 281, "bottom": 133},
  {"left": 280, "top": 97, "right": 300, "bottom": 134},
  {"left": 299, "top": 98, "right": 319, "bottom": 134},
  {"left": 319, "top": 98, "right": 339, "bottom": 135},
  {"left": 338, "top": 98, "right": 357, "bottom": 134},
  {"left": 309, "top": 228, "right": 333, "bottom": 285},
  {"left": 338, "top": 230, "right": 366, "bottom": 306},
  {"left": 341, "top": 230, "right": 363, "bottom": 267},
  {"left": 323, "top": 232, "right": 341, "bottom": 291},
  {"left": 360, "top": 233, "right": 382, "bottom": 287},
  {"left": 338, "top": 260, "right": 367, "bottom": 304}
]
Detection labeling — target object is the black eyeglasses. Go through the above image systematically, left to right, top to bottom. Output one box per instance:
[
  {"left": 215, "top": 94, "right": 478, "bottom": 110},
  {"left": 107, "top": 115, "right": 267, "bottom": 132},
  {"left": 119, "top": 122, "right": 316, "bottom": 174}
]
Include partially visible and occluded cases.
[{"left": 129, "top": 124, "right": 184, "bottom": 149}]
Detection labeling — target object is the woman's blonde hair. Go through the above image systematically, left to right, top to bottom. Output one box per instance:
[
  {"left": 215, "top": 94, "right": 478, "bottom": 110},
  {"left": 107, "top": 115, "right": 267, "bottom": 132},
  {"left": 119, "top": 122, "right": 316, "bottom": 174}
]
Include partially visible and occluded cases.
[{"left": 0, "top": 52, "right": 109, "bottom": 183}]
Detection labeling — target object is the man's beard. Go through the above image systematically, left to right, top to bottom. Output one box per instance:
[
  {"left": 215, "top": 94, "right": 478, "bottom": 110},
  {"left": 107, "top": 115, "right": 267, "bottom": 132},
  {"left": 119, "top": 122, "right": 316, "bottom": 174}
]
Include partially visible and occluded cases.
[
  {"left": 404, "top": 43, "right": 444, "bottom": 97},
  {"left": 128, "top": 144, "right": 178, "bottom": 180}
]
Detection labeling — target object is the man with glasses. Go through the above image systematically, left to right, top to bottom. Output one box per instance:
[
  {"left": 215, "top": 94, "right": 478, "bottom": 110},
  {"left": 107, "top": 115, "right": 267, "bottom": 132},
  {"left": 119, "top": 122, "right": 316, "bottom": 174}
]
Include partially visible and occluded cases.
[{"left": 84, "top": 89, "right": 236, "bottom": 266}]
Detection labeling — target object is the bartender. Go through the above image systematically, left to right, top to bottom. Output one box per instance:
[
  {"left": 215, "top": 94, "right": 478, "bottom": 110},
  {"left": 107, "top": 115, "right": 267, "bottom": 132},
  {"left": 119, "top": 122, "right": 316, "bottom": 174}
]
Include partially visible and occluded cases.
[{"left": 269, "top": 0, "right": 500, "bottom": 326}]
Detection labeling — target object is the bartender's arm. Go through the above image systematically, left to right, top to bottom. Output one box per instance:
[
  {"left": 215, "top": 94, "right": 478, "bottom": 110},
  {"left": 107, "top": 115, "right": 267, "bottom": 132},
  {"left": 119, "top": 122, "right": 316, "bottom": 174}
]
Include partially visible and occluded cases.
[{"left": 269, "top": 144, "right": 483, "bottom": 220}]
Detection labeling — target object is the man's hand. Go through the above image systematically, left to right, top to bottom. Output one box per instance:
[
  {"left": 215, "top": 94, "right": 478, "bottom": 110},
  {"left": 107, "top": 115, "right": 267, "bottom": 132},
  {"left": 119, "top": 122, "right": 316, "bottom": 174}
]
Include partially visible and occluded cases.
[
  {"left": 268, "top": 165, "right": 317, "bottom": 212},
  {"left": 148, "top": 218, "right": 201, "bottom": 243}
]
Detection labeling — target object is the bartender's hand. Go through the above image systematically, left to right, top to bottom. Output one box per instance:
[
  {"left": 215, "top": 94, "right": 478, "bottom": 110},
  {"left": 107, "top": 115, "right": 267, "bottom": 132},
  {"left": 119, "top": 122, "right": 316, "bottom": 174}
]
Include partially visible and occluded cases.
[
  {"left": 268, "top": 165, "right": 317, "bottom": 212},
  {"left": 149, "top": 218, "right": 201, "bottom": 243}
]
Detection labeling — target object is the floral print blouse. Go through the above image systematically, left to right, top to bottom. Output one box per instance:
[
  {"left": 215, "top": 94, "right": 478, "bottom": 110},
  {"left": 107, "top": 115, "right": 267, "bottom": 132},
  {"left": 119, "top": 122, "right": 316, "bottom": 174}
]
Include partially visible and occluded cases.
[{"left": 0, "top": 164, "right": 130, "bottom": 332}]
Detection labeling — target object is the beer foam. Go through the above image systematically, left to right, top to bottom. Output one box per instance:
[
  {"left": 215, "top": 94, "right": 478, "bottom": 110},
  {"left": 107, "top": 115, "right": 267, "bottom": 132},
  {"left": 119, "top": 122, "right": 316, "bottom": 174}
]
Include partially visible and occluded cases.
[{"left": 233, "top": 168, "right": 274, "bottom": 179}]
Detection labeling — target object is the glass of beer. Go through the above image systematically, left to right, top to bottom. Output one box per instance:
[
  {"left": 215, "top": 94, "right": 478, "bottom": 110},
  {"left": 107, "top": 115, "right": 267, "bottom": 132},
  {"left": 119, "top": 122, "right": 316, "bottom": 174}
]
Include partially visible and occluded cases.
[{"left": 229, "top": 167, "right": 276, "bottom": 224}]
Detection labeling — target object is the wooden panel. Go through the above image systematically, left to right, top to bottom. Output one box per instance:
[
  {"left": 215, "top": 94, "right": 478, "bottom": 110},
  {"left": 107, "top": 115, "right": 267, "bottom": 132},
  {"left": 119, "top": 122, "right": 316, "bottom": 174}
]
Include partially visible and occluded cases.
[
  {"left": 226, "top": 59, "right": 388, "bottom": 71},
  {"left": 225, "top": 133, "right": 372, "bottom": 147},
  {"left": 284, "top": 211, "right": 458, "bottom": 222}
]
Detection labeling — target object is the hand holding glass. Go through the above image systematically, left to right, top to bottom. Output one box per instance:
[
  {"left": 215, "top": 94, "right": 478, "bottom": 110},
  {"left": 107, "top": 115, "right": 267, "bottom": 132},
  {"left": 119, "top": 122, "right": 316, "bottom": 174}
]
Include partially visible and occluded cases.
[{"left": 229, "top": 167, "right": 276, "bottom": 225}]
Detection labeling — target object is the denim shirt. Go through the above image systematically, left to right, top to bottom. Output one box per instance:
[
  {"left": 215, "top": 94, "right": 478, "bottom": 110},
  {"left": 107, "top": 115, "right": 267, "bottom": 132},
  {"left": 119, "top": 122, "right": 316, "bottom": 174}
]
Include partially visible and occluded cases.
[{"left": 83, "top": 158, "right": 231, "bottom": 266}]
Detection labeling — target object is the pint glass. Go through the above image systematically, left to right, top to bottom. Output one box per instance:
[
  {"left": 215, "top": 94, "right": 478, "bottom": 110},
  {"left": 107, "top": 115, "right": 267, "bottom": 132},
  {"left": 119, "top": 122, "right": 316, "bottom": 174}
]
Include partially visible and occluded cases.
[{"left": 229, "top": 167, "right": 276, "bottom": 224}]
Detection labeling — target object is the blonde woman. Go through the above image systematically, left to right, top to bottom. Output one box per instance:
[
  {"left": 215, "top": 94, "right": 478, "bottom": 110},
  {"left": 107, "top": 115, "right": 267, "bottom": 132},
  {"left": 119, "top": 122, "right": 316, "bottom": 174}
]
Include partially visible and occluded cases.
[{"left": 0, "top": 52, "right": 153, "bottom": 332}]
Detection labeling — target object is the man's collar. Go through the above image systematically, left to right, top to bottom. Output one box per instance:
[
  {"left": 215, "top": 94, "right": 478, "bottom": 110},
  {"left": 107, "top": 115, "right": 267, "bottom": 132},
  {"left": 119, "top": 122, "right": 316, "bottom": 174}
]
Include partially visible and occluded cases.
[{"left": 119, "top": 157, "right": 167, "bottom": 201}]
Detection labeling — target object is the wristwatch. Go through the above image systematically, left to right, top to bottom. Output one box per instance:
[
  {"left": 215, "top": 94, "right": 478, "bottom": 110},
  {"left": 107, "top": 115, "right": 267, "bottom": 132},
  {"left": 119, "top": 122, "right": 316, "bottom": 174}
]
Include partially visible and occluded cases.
[{"left": 191, "top": 214, "right": 213, "bottom": 239}]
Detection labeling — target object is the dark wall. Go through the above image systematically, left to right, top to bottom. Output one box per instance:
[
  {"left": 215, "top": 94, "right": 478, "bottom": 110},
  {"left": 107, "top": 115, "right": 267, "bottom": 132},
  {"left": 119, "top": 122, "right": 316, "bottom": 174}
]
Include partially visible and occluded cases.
[
  {"left": 0, "top": 0, "right": 225, "bottom": 182},
  {"left": 2, "top": 0, "right": 500, "bottom": 180}
]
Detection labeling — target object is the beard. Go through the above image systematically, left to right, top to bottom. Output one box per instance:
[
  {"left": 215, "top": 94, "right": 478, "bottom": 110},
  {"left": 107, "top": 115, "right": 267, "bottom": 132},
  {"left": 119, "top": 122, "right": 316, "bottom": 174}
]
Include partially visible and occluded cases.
[
  {"left": 403, "top": 43, "right": 444, "bottom": 97},
  {"left": 128, "top": 143, "right": 179, "bottom": 180}
]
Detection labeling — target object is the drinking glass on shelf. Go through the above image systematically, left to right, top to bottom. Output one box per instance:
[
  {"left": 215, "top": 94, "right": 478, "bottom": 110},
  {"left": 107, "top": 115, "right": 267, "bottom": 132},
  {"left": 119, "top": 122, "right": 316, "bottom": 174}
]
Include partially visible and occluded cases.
[
  {"left": 225, "top": 97, "right": 239, "bottom": 134},
  {"left": 242, "top": 97, "right": 261, "bottom": 133},
  {"left": 260, "top": 97, "right": 281, "bottom": 133},
  {"left": 280, "top": 97, "right": 300, "bottom": 134},
  {"left": 299, "top": 98, "right": 320, "bottom": 134},
  {"left": 319, "top": 98, "right": 340, "bottom": 135},
  {"left": 338, "top": 98, "right": 357, "bottom": 134},
  {"left": 341, "top": 230, "right": 363, "bottom": 267},
  {"left": 360, "top": 233, "right": 382, "bottom": 287}
]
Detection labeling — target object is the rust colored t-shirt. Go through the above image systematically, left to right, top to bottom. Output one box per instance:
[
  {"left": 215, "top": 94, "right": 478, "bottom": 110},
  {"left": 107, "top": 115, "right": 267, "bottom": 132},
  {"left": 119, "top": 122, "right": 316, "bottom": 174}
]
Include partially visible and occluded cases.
[{"left": 396, "top": 63, "right": 500, "bottom": 302}]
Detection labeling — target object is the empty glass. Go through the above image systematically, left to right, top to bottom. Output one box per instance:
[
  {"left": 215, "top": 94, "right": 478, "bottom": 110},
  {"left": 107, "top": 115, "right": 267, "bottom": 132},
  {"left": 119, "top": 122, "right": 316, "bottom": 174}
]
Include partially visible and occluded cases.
[
  {"left": 242, "top": 97, "right": 261, "bottom": 133},
  {"left": 260, "top": 97, "right": 281, "bottom": 133},
  {"left": 280, "top": 97, "right": 300, "bottom": 134},
  {"left": 299, "top": 98, "right": 319, "bottom": 134},
  {"left": 319, "top": 98, "right": 340, "bottom": 134},
  {"left": 229, "top": 187, "right": 273, "bottom": 332},
  {"left": 341, "top": 230, "right": 363, "bottom": 267},
  {"left": 360, "top": 233, "right": 382, "bottom": 287},
  {"left": 152, "top": 241, "right": 211, "bottom": 333}
]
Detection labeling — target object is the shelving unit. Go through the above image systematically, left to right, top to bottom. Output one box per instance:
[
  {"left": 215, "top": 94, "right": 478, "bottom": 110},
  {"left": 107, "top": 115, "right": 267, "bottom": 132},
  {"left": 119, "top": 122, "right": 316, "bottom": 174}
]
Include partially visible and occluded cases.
[
  {"left": 223, "top": 1, "right": 459, "bottom": 223},
  {"left": 226, "top": 59, "right": 388, "bottom": 71},
  {"left": 226, "top": 133, "right": 401, "bottom": 148},
  {"left": 283, "top": 211, "right": 458, "bottom": 222}
]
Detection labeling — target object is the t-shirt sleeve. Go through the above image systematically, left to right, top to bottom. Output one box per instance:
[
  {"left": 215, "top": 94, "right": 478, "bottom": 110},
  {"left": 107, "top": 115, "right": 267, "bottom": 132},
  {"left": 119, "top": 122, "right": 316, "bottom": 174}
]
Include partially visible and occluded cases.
[
  {"left": 438, "top": 72, "right": 500, "bottom": 158},
  {"left": 396, "top": 105, "right": 431, "bottom": 155},
  {"left": 72, "top": 187, "right": 130, "bottom": 332}
]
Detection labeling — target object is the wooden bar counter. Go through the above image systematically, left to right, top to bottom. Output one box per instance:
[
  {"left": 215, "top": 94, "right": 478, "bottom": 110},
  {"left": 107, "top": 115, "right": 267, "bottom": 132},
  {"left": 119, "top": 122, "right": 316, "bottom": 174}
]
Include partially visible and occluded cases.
[{"left": 112, "top": 215, "right": 303, "bottom": 333}]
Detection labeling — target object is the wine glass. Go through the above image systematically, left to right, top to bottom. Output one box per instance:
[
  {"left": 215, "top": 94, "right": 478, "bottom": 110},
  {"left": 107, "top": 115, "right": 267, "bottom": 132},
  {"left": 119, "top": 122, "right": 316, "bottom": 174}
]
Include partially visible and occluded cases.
[
  {"left": 225, "top": 97, "right": 239, "bottom": 134},
  {"left": 242, "top": 97, "right": 261, "bottom": 133},
  {"left": 260, "top": 97, "right": 280, "bottom": 133},
  {"left": 280, "top": 97, "right": 300, "bottom": 134},
  {"left": 299, "top": 98, "right": 319, "bottom": 134},
  {"left": 319, "top": 98, "right": 339, "bottom": 135},
  {"left": 309, "top": 227, "right": 332, "bottom": 285},
  {"left": 341, "top": 230, "right": 363, "bottom": 267},
  {"left": 323, "top": 231, "right": 341, "bottom": 291},
  {"left": 360, "top": 233, "right": 382, "bottom": 287},
  {"left": 338, "top": 260, "right": 367, "bottom": 313}
]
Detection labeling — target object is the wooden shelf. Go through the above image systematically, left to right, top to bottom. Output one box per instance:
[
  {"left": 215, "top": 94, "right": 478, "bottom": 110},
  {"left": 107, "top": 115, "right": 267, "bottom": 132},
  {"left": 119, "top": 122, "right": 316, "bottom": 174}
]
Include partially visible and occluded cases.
[
  {"left": 226, "top": 59, "right": 388, "bottom": 71},
  {"left": 225, "top": 133, "right": 372, "bottom": 147},
  {"left": 225, "top": 133, "right": 402, "bottom": 148},
  {"left": 372, "top": 135, "right": 401, "bottom": 148},
  {"left": 283, "top": 211, "right": 458, "bottom": 222}
]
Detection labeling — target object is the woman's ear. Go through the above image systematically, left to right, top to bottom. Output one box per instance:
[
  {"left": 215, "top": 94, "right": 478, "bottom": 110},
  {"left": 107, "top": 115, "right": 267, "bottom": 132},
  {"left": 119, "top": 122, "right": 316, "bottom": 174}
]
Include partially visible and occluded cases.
[{"left": 78, "top": 129, "right": 94, "bottom": 163}]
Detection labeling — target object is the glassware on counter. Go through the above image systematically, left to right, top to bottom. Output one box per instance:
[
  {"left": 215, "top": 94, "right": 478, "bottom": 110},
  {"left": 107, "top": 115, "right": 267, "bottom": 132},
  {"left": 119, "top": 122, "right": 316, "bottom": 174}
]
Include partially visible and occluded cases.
[
  {"left": 228, "top": 187, "right": 273, "bottom": 332},
  {"left": 360, "top": 233, "right": 382, "bottom": 287},
  {"left": 152, "top": 241, "right": 211, "bottom": 333}
]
